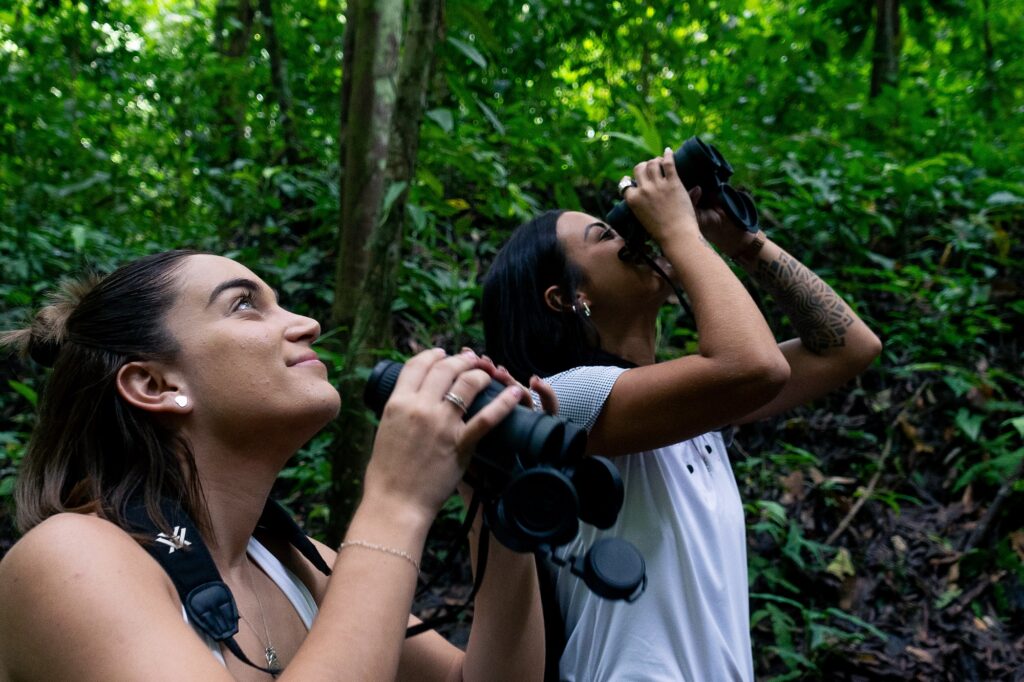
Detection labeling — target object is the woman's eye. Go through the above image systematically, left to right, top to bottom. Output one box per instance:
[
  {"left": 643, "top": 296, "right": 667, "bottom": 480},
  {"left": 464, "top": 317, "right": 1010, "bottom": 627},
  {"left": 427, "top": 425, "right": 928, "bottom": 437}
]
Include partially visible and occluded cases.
[
  {"left": 600, "top": 228, "right": 617, "bottom": 240},
  {"left": 234, "top": 294, "right": 257, "bottom": 312}
]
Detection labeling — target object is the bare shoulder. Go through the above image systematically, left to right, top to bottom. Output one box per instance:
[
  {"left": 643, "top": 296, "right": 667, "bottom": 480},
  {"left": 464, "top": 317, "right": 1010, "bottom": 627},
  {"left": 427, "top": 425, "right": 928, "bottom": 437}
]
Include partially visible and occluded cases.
[
  {"left": 0, "top": 512, "right": 172, "bottom": 589},
  {"left": 0, "top": 512, "right": 178, "bottom": 631},
  {"left": 0, "top": 513, "right": 210, "bottom": 681}
]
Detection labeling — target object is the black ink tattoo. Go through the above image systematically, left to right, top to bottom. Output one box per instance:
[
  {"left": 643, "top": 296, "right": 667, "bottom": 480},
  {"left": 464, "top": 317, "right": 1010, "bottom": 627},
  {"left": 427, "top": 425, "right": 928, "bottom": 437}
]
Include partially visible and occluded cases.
[
  {"left": 733, "top": 234, "right": 765, "bottom": 263},
  {"left": 754, "top": 251, "right": 854, "bottom": 354}
]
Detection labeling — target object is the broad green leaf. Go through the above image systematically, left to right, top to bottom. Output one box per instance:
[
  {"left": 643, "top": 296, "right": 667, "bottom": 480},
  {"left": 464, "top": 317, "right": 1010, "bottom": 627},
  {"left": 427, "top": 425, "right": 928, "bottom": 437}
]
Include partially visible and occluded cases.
[
  {"left": 448, "top": 36, "right": 487, "bottom": 69},
  {"left": 426, "top": 108, "right": 454, "bottom": 134},
  {"left": 8, "top": 380, "right": 37, "bottom": 407},
  {"left": 954, "top": 408, "right": 984, "bottom": 442}
]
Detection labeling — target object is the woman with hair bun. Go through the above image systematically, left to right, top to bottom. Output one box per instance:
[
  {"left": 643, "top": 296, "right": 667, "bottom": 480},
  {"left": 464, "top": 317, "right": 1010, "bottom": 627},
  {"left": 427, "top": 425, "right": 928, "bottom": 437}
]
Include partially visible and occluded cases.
[{"left": 0, "top": 250, "right": 546, "bottom": 681}]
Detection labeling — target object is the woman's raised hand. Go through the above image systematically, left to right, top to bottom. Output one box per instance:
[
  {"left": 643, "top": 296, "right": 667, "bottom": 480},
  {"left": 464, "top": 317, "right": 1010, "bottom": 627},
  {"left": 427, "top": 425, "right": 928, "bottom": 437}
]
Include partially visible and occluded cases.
[
  {"left": 624, "top": 147, "right": 700, "bottom": 245},
  {"left": 687, "top": 184, "right": 755, "bottom": 257},
  {"left": 362, "top": 348, "right": 523, "bottom": 524}
]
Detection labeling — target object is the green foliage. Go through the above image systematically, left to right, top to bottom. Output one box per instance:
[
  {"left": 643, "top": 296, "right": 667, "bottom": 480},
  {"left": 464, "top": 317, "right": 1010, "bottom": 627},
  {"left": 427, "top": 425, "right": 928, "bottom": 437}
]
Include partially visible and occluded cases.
[{"left": 1, "top": 0, "right": 1022, "bottom": 675}]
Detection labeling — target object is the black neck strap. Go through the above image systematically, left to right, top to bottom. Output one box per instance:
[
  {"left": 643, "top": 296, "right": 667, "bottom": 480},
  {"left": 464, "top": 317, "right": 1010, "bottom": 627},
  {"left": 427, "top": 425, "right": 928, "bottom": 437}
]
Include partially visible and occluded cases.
[{"left": 126, "top": 497, "right": 330, "bottom": 676}]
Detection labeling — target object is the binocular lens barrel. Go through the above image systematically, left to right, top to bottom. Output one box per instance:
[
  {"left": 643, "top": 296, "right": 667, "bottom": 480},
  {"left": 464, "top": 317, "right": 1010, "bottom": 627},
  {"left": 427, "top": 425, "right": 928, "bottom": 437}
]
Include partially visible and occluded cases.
[
  {"left": 608, "top": 136, "right": 758, "bottom": 243},
  {"left": 673, "top": 137, "right": 733, "bottom": 204},
  {"left": 364, "top": 360, "right": 585, "bottom": 469}
]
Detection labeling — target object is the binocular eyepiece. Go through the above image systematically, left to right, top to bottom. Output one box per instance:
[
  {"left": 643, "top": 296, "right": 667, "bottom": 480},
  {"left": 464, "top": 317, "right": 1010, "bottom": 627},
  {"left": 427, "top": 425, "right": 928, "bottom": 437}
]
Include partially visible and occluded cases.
[{"left": 607, "top": 136, "right": 759, "bottom": 252}]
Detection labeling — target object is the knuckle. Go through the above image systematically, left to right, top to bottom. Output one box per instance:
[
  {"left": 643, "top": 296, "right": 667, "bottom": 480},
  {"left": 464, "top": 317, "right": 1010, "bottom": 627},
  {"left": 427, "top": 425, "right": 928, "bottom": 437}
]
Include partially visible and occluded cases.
[{"left": 465, "top": 368, "right": 491, "bottom": 386}]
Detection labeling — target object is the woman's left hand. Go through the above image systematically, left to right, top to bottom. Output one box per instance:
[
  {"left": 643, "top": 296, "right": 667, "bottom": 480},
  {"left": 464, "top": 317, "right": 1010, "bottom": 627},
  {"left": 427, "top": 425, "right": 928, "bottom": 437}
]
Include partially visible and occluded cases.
[
  {"left": 689, "top": 185, "right": 762, "bottom": 258},
  {"left": 483, "top": 356, "right": 559, "bottom": 415}
]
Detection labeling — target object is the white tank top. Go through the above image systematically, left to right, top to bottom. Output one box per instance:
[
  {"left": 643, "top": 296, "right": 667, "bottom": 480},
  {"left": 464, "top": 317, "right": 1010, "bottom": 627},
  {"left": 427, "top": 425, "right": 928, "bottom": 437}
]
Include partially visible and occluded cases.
[{"left": 182, "top": 537, "right": 319, "bottom": 665}]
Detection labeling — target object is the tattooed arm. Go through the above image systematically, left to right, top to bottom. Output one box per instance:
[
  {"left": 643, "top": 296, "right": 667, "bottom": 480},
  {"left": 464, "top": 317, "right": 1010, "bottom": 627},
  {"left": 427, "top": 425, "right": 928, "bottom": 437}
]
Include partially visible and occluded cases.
[{"left": 697, "top": 223, "right": 882, "bottom": 423}]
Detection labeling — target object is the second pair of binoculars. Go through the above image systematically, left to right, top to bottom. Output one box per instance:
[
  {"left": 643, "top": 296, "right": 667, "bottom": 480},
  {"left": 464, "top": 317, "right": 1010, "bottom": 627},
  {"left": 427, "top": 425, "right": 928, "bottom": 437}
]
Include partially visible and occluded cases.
[{"left": 607, "top": 136, "right": 759, "bottom": 250}]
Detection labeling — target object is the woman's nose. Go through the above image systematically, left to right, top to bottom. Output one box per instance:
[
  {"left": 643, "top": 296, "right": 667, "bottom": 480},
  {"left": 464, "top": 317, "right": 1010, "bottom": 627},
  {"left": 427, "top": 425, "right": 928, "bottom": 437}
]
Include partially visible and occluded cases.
[{"left": 286, "top": 311, "right": 321, "bottom": 343}]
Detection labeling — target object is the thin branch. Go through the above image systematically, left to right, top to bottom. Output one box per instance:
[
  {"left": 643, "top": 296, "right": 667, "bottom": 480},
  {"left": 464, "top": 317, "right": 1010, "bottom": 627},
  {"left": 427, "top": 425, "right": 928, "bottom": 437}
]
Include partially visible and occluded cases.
[{"left": 826, "top": 382, "right": 928, "bottom": 546}]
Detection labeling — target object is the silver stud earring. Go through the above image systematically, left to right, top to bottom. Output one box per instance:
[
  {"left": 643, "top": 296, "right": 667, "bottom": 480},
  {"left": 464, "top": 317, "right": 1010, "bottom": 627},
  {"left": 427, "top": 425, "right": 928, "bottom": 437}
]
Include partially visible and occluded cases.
[{"left": 174, "top": 395, "right": 189, "bottom": 408}]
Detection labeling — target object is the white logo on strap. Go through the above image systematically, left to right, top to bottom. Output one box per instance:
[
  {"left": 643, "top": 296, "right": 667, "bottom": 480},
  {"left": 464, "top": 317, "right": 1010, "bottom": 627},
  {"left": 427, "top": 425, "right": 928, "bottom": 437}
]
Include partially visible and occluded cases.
[{"left": 155, "top": 526, "right": 192, "bottom": 554}]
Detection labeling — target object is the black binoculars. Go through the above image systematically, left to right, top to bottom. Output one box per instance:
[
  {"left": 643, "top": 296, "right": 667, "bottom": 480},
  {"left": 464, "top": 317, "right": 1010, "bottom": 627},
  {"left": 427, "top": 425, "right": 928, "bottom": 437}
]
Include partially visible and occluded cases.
[
  {"left": 607, "top": 136, "right": 759, "bottom": 251},
  {"left": 363, "top": 359, "right": 647, "bottom": 601},
  {"left": 364, "top": 360, "right": 623, "bottom": 550}
]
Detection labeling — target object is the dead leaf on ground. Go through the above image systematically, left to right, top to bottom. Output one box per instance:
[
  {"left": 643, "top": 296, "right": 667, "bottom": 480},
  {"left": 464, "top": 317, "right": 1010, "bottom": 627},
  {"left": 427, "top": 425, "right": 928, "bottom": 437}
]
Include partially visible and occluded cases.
[
  {"left": 779, "top": 470, "right": 805, "bottom": 504},
  {"left": 1010, "top": 530, "right": 1024, "bottom": 562}
]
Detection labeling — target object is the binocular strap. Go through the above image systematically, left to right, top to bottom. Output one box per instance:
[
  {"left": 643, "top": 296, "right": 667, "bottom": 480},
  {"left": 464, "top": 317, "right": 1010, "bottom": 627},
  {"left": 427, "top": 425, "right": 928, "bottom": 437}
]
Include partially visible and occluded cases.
[{"left": 125, "top": 497, "right": 330, "bottom": 676}]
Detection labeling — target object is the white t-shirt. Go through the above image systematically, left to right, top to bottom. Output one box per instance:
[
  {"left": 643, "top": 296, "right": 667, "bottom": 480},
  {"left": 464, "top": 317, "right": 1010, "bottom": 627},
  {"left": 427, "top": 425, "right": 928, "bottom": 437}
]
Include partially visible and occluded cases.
[{"left": 543, "top": 365, "right": 753, "bottom": 682}]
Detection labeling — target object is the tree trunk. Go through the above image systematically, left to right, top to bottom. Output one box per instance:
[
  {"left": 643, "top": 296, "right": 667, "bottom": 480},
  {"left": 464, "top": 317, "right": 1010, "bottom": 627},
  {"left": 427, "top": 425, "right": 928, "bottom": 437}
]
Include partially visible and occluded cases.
[
  {"left": 212, "top": 0, "right": 255, "bottom": 160},
  {"left": 258, "top": 0, "right": 302, "bottom": 165},
  {"left": 326, "top": 0, "right": 445, "bottom": 543},
  {"left": 869, "top": 0, "right": 901, "bottom": 98},
  {"left": 979, "top": 0, "right": 997, "bottom": 118}
]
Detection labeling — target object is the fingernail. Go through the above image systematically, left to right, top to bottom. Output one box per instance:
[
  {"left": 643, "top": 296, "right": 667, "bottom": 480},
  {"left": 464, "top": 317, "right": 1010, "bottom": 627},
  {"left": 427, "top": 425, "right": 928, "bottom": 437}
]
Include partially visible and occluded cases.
[
  {"left": 665, "top": 146, "right": 672, "bottom": 153},
  {"left": 461, "top": 348, "right": 477, "bottom": 357},
  {"left": 510, "top": 387, "right": 524, "bottom": 400}
]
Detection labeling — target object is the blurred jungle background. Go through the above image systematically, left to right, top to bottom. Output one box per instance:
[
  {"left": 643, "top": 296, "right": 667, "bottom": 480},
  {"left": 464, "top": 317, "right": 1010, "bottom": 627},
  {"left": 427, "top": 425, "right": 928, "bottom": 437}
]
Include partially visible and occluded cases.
[{"left": 1, "top": 0, "right": 1021, "bottom": 678}]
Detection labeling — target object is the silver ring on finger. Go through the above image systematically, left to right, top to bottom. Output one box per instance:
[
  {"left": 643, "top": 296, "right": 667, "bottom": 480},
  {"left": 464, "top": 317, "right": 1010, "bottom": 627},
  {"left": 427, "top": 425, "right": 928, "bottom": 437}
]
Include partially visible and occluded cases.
[
  {"left": 617, "top": 175, "right": 638, "bottom": 197},
  {"left": 443, "top": 391, "right": 468, "bottom": 415}
]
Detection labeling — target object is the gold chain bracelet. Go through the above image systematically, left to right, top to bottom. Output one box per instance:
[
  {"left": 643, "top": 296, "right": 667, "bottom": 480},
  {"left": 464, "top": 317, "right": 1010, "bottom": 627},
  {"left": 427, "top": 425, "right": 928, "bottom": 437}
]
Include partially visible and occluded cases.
[{"left": 339, "top": 540, "right": 420, "bottom": 573}]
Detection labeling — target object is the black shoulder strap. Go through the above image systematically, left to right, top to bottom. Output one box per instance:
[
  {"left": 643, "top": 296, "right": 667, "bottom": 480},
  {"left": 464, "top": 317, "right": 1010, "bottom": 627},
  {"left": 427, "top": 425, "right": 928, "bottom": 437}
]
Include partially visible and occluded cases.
[
  {"left": 126, "top": 497, "right": 329, "bottom": 676},
  {"left": 254, "top": 499, "right": 332, "bottom": 577}
]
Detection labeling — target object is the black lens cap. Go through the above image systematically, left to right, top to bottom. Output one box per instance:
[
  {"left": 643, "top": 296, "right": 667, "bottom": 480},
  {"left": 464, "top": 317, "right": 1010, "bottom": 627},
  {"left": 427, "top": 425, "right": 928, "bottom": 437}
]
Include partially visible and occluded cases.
[{"left": 577, "top": 538, "right": 646, "bottom": 601}]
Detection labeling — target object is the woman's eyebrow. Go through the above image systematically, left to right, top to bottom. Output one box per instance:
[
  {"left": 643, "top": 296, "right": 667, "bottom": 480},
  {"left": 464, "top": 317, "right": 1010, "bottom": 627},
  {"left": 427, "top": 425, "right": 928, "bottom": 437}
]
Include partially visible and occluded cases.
[{"left": 206, "top": 278, "right": 278, "bottom": 307}]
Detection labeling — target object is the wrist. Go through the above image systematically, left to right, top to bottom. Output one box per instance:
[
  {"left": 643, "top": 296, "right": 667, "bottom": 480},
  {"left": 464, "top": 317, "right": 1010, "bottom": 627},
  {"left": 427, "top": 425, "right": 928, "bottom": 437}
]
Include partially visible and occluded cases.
[
  {"left": 647, "top": 212, "right": 700, "bottom": 243},
  {"left": 729, "top": 231, "right": 767, "bottom": 264},
  {"left": 352, "top": 489, "right": 436, "bottom": 541}
]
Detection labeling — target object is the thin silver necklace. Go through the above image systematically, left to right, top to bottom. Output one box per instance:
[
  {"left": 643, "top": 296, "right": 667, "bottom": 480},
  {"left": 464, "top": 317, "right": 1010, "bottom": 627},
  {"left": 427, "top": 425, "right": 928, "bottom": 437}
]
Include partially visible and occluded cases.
[{"left": 241, "top": 559, "right": 281, "bottom": 673}]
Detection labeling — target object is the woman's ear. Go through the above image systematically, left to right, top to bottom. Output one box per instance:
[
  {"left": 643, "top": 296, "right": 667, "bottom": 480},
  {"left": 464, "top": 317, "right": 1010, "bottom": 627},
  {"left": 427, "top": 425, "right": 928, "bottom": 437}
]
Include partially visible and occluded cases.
[
  {"left": 544, "top": 285, "right": 569, "bottom": 313},
  {"left": 116, "top": 362, "right": 191, "bottom": 414}
]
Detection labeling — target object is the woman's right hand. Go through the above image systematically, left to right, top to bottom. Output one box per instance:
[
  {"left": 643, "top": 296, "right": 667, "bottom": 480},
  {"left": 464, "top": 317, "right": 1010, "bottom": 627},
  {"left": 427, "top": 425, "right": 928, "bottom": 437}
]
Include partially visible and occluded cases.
[
  {"left": 624, "top": 147, "right": 700, "bottom": 246},
  {"left": 361, "top": 348, "right": 523, "bottom": 525}
]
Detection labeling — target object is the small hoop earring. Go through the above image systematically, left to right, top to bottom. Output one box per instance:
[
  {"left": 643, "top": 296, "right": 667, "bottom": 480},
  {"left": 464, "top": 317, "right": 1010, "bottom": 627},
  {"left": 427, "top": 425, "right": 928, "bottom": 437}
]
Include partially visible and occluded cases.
[{"left": 174, "top": 395, "right": 189, "bottom": 408}]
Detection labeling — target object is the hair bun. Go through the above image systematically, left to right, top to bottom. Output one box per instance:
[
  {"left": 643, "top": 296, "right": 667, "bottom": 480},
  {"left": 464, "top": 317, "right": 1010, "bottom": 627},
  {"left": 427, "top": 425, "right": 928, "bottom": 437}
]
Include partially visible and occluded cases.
[{"left": 1, "top": 274, "right": 103, "bottom": 367}]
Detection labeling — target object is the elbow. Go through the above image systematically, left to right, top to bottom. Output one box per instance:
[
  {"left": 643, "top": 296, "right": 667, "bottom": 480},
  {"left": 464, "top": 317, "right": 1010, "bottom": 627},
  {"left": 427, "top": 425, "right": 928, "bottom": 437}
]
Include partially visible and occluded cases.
[
  {"left": 849, "top": 329, "right": 883, "bottom": 374},
  {"left": 864, "top": 332, "right": 883, "bottom": 365},
  {"left": 743, "top": 349, "right": 791, "bottom": 404}
]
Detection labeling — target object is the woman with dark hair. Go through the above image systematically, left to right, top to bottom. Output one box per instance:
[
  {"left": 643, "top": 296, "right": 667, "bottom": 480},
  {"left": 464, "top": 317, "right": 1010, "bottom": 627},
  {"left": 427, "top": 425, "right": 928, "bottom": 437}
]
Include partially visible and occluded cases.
[
  {"left": 482, "top": 149, "right": 882, "bottom": 681},
  {"left": 0, "top": 250, "right": 546, "bottom": 680}
]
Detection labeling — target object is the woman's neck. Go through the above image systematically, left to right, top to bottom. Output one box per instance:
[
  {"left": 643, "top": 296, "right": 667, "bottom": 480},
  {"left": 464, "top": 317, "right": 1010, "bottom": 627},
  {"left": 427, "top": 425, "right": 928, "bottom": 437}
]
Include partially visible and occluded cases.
[
  {"left": 591, "top": 307, "right": 659, "bottom": 367},
  {"left": 187, "top": 434, "right": 294, "bottom": 571}
]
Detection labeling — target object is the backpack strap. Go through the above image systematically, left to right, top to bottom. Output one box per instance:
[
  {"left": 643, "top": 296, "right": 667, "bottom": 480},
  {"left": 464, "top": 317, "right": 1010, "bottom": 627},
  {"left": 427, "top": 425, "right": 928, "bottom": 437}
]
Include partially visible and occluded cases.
[{"left": 126, "top": 497, "right": 329, "bottom": 676}]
